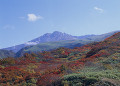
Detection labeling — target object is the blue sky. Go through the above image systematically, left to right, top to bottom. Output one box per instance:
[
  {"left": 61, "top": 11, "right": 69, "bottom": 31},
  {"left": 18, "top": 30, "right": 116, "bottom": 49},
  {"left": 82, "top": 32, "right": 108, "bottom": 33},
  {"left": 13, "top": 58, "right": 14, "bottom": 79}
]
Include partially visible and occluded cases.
[{"left": 0, "top": 0, "right": 120, "bottom": 48}]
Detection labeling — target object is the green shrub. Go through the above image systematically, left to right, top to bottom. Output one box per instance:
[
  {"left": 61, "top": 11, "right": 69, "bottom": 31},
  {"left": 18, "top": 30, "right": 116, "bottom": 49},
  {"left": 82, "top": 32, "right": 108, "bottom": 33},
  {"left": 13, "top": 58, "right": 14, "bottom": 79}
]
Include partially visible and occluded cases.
[{"left": 63, "top": 74, "right": 99, "bottom": 86}]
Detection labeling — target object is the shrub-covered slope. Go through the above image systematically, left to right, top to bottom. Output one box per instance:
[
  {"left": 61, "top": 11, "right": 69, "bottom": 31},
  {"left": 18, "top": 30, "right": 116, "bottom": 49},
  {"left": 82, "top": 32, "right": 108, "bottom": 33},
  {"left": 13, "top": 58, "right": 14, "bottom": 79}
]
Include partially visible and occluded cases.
[{"left": 0, "top": 32, "right": 120, "bottom": 86}]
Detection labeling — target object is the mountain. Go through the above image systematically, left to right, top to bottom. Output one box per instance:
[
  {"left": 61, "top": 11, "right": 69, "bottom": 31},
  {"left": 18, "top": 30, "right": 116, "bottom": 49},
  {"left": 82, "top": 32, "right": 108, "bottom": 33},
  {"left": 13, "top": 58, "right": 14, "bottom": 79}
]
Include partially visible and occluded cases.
[
  {"left": 3, "top": 30, "right": 120, "bottom": 53},
  {"left": 4, "top": 31, "right": 78, "bottom": 53},
  {"left": 15, "top": 31, "right": 120, "bottom": 57},
  {"left": 30, "top": 31, "right": 77, "bottom": 43},
  {"left": 0, "top": 32, "right": 120, "bottom": 86},
  {"left": 0, "top": 49, "right": 15, "bottom": 59}
]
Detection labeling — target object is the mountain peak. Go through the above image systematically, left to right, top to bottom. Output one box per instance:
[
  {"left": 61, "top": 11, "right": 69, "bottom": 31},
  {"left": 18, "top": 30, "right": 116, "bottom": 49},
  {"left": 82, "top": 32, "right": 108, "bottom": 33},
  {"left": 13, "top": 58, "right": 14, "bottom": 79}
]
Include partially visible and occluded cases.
[
  {"left": 30, "top": 31, "right": 77, "bottom": 43},
  {"left": 43, "top": 31, "right": 63, "bottom": 37},
  {"left": 52, "top": 31, "right": 64, "bottom": 36},
  {"left": 52, "top": 31, "right": 67, "bottom": 36},
  {"left": 53, "top": 31, "right": 62, "bottom": 34}
]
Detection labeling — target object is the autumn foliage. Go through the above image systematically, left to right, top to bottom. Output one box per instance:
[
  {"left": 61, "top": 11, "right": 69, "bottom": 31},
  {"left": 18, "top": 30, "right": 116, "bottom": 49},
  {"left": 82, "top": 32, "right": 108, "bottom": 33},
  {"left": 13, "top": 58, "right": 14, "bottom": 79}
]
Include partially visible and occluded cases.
[{"left": 0, "top": 32, "right": 120, "bottom": 85}]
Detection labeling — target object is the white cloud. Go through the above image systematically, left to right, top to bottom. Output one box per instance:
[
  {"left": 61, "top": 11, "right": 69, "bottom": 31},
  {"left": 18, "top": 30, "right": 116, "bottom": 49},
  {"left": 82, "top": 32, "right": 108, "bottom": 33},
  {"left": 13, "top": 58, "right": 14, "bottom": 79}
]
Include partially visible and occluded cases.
[
  {"left": 94, "top": 7, "right": 104, "bottom": 13},
  {"left": 27, "top": 14, "right": 43, "bottom": 22}
]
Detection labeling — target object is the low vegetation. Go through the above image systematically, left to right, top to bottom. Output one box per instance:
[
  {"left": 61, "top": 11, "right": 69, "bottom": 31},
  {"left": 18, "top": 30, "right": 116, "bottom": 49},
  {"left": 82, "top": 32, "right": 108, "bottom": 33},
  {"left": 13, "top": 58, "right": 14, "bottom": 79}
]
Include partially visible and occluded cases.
[{"left": 0, "top": 32, "right": 120, "bottom": 86}]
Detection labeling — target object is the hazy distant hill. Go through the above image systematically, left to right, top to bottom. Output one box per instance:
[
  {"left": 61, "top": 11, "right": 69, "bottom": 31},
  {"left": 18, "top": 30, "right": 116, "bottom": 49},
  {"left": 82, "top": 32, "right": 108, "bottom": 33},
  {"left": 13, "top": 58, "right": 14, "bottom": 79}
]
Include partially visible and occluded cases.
[
  {"left": 75, "top": 30, "right": 120, "bottom": 41},
  {"left": 0, "top": 49, "right": 15, "bottom": 59}
]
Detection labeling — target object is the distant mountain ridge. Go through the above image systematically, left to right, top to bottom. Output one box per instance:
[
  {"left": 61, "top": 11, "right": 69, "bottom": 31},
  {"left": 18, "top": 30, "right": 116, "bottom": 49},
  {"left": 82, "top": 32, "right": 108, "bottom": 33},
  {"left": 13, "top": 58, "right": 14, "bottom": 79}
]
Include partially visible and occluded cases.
[{"left": 3, "top": 31, "right": 120, "bottom": 53}]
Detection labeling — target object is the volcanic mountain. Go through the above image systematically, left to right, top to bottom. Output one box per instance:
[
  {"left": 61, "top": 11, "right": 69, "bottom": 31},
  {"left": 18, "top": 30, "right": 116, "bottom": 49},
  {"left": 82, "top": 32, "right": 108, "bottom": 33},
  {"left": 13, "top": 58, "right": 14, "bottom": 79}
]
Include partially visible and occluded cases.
[{"left": 3, "top": 31, "right": 119, "bottom": 53}]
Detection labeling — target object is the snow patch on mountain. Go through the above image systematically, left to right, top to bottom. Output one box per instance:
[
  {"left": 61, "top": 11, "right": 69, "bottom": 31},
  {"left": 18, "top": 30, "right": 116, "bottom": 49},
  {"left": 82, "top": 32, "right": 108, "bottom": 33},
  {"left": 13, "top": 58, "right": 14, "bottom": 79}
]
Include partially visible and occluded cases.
[{"left": 24, "top": 42, "right": 38, "bottom": 45}]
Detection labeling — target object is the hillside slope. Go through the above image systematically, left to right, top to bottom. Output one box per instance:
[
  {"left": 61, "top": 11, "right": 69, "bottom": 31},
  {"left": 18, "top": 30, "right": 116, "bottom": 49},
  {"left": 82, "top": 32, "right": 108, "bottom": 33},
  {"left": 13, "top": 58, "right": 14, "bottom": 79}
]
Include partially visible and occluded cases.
[
  {"left": 0, "top": 32, "right": 120, "bottom": 86},
  {"left": 15, "top": 39, "right": 92, "bottom": 57}
]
